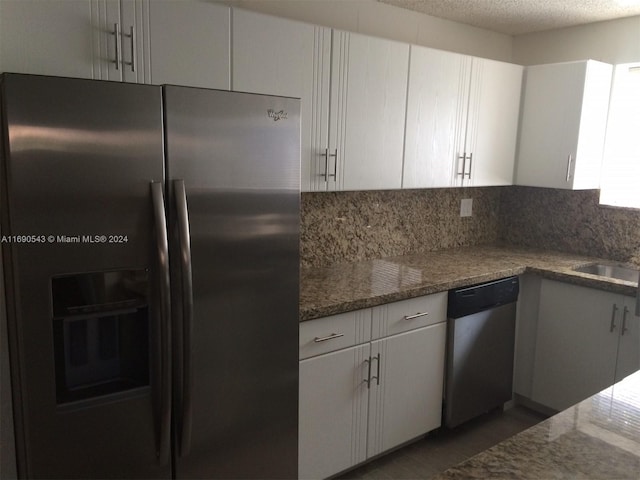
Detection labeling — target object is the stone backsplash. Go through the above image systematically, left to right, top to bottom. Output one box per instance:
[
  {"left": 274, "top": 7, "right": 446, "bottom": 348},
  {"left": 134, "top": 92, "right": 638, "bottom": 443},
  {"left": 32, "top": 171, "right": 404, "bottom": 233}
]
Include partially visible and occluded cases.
[
  {"left": 301, "top": 186, "right": 640, "bottom": 268},
  {"left": 499, "top": 187, "right": 640, "bottom": 265},
  {"left": 301, "top": 188, "right": 502, "bottom": 268}
]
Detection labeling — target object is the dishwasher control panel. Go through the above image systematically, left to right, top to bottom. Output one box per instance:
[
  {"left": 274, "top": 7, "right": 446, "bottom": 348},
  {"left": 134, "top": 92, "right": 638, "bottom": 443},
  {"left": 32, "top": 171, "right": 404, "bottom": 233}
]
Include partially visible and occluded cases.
[{"left": 447, "top": 276, "right": 519, "bottom": 319}]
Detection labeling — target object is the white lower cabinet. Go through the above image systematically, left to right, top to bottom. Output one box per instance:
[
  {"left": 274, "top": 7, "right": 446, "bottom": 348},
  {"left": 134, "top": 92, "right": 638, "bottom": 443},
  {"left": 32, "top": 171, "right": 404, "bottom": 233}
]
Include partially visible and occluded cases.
[
  {"left": 530, "top": 279, "right": 640, "bottom": 411},
  {"left": 299, "top": 293, "right": 447, "bottom": 479},
  {"left": 367, "top": 324, "right": 446, "bottom": 458},
  {"left": 299, "top": 344, "right": 370, "bottom": 480}
]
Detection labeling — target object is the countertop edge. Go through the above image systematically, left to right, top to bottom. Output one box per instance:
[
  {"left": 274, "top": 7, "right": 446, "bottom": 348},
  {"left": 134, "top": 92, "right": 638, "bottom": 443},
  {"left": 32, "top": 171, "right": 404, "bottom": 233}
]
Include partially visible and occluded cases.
[{"left": 300, "top": 246, "right": 638, "bottom": 322}]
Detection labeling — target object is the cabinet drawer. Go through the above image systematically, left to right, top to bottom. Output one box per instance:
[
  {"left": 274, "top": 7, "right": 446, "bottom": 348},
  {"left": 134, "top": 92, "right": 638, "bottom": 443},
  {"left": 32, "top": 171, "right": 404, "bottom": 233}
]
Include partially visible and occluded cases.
[
  {"left": 372, "top": 292, "right": 447, "bottom": 339},
  {"left": 299, "top": 309, "right": 371, "bottom": 359}
]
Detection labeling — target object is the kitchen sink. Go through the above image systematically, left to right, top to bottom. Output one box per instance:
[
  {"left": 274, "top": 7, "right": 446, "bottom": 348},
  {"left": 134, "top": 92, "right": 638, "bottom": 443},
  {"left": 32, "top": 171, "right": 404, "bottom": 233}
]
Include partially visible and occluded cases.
[{"left": 572, "top": 263, "right": 640, "bottom": 283}]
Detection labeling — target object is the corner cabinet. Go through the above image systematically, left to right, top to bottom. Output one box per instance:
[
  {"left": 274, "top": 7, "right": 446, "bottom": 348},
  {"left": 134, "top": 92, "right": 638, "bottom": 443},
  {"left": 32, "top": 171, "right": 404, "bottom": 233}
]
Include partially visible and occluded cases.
[
  {"left": 0, "top": 0, "right": 230, "bottom": 88},
  {"left": 403, "top": 45, "right": 522, "bottom": 188},
  {"left": 515, "top": 60, "right": 613, "bottom": 189},
  {"left": 531, "top": 279, "right": 639, "bottom": 412},
  {"left": 299, "top": 293, "right": 447, "bottom": 479}
]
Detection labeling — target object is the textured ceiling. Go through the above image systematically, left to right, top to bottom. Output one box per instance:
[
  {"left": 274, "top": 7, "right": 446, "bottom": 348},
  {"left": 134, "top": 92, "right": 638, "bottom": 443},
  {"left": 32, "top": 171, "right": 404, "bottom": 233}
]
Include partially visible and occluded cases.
[{"left": 377, "top": 0, "right": 640, "bottom": 35}]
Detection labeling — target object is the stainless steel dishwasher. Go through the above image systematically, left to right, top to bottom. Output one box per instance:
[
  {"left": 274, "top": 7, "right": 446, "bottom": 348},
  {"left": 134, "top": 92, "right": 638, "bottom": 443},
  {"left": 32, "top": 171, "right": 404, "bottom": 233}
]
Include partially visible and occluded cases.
[{"left": 444, "top": 276, "right": 519, "bottom": 428}]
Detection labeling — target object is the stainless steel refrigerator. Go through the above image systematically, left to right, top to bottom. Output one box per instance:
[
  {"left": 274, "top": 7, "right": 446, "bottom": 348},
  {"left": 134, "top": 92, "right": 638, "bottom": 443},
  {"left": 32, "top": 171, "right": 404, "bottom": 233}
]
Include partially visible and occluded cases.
[{"left": 0, "top": 73, "right": 300, "bottom": 479}]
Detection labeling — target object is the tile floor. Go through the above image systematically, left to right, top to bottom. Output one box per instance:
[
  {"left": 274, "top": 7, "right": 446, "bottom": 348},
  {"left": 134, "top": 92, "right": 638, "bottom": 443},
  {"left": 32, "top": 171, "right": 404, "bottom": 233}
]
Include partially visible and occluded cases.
[{"left": 337, "top": 406, "right": 547, "bottom": 479}]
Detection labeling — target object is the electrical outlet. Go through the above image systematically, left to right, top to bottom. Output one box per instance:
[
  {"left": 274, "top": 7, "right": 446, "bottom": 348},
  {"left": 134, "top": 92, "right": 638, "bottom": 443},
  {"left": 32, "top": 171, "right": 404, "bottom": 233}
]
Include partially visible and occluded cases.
[{"left": 460, "top": 198, "right": 473, "bottom": 217}]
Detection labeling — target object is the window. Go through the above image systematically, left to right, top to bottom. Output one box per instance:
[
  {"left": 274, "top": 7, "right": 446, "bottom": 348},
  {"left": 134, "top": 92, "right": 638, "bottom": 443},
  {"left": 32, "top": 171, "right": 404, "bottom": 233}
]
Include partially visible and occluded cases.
[{"left": 599, "top": 63, "right": 640, "bottom": 209}]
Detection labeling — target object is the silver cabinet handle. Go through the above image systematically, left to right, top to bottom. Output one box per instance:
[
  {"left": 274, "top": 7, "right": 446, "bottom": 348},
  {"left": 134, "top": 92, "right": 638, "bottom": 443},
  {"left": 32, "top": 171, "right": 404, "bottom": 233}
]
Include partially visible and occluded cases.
[
  {"left": 112, "top": 23, "right": 121, "bottom": 70},
  {"left": 124, "top": 26, "right": 136, "bottom": 72},
  {"left": 320, "top": 148, "right": 329, "bottom": 182},
  {"left": 330, "top": 148, "right": 337, "bottom": 179},
  {"left": 319, "top": 149, "right": 337, "bottom": 182},
  {"left": 466, "top": 152, "right": 473, "bottom": 178},
  {"left": 457, "top": 153, "right": 467, "bottom": 177},
  {"left": 566, "top": 154, "right": 573, "bottom": 182},
  {"left": 174, "top": 180, "right": 193, "bottom": 457},
  {"left": 150, "top": 182, "right": 171, "bottom": 464},
  {"left": 610, "top": 303, "right": 618, "bottom": 332},
  {"left": 622, "top": 306, "right": 629, "bottom": 336},
  {"left": 404, "top": 311, "right": 429, "bottom": 321},
  {"left": 313, "top": 332, "right": 344, "bottom": 343},
  {"left": 370, "top": 353, "right": 381, "bottom": 386},
  {"left": 363, "top": 354, "right": 380, "bottom": 387},
  {"left": 364, "top": 357, "right": 372, "bottom": 388}
]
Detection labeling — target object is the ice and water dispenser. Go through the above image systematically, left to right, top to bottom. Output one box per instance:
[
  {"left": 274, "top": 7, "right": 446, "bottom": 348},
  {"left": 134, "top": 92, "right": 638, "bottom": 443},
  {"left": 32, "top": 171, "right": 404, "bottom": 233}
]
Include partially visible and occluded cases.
[{"left": 51, "top": 270, "right": 150, "bottom": 404}]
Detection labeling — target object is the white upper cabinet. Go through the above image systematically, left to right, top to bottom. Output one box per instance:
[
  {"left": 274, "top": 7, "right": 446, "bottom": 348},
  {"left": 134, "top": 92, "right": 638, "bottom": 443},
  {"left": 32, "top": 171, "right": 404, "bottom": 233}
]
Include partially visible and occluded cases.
[
  {"left": 0, "top": 0, "right": 230, "bottom": 88},
  {"left": 0, "top": 0, "right": 104, "bottom": 80},
  {"left": 0, "top": 0, "right": 149, "bottom": 83},
  {"left": 112, "top": 0, "right": 151, "bottom": 83},
  {"left": 148, "top": 0, "right": 230, "bottom": 89},
  {"left": 231, "top": 9, "right": 330, "bottom": 192},
  {"left": 234, "top": 18, "right": 410, "bottom": 192},
  {"left": 330, "top": 31, "right": 410, "bottom": 191},
  {"left": 403, "top": 46, "right": 522, "bottom": 188},
  {"left": 403, "top": 46, "right": 470, "bottom": 188},
  {"left": 466, "top": 58, "right": 523, "bottom": 187},
  {"left": 515, "top": 60, "right": 613, "bottom": 190}
]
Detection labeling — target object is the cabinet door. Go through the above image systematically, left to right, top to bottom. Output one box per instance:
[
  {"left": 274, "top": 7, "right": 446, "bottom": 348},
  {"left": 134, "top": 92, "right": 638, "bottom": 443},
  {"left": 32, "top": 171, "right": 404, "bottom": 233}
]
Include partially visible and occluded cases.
[
  {"left": 0, "top": 0, "right": 103, "bottom": 79},
  {"left": 119, "top": 0, "right": 149, "bottom": 84},
  {"left": 149, "top": 0, "right": 229, "bottom": 89},
  {"left": 232, "top": 9, "right": 330, "bottom": 192},
  {"left": 330, "top": 31, "right": 409, "bottom": 191},
  {"left": 402, "top": 46, "right": 470, "bottom": 188},
  {"left": 466, "top": 58, "right": 522, "bottom": 187},
  {"left": 572, "top": 60, "right": 613, "bottom": 189},
  {"left": 516, "top": 61, "right": 611, "bottom": 190},
  {"left": 516, "top": 62, "right": 584, "bottom": 189},
  {"left": 532, "top": 280, "right": 619, "bottom": 411},
  {"left": 616, "top": 296, "right": 640, "bottom": 382},
  {"left": 367, "top": 324, "right": 446, "bottom": 457},
  {"left": 299, "top": 344, "right": 369, "bottom": 480}
]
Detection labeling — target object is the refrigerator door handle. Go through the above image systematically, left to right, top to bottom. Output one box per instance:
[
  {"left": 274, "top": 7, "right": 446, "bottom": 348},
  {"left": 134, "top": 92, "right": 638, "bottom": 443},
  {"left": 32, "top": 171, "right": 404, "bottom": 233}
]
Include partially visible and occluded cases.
[
  {"left": 174, "top": 179, "right": 194, "bottom": 457},
  {"left": 151, "top": 181, "right": 172, "bottom": 465}
]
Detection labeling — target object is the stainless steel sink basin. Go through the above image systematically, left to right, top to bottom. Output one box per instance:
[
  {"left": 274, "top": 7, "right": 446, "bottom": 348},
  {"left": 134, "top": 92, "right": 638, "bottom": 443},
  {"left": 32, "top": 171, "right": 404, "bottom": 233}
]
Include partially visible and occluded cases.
[{"left": 573, "top": 263, "right": 640, "bottom": 283}]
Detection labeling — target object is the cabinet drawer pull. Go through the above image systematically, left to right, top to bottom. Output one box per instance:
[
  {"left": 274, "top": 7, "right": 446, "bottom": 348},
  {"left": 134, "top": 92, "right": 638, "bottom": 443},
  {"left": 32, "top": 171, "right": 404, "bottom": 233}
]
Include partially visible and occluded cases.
[
  {"left": 466, "top": 153, "right": 473, "bottom": 178},
  {"left": 566, "top": 154, "right": 573, "bottom": 182},
  {"left": 610, "top": 303, "right": 618, "bottom": 332},
  {"left": 622, "top": 306, "right": 629, "bottom": 336},
  {"left": 404, "top": 311, "right": 429, "bottom": 321},
  {"left": 313, "top": 332, "right": 344, "bottom": 343}
]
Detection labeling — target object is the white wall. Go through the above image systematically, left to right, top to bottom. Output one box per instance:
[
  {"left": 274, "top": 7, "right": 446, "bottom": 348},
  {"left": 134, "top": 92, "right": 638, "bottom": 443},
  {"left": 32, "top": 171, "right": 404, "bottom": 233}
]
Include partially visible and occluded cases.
[
  {"left": 216, "top": 0, "right": 513, "bottom": 62},
  {"left": 513, "top": 15, "right": 640, "bottom": 65}
]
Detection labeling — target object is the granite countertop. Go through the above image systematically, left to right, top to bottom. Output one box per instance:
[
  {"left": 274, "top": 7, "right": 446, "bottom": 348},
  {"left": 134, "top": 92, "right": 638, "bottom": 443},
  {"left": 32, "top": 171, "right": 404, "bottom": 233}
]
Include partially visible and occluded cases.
[
  {"left": 300, "top": 244, "right": 639, "bottom": 321},
  {"left": 433, "top": 369, "right": 640, "bottom": 480}
]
